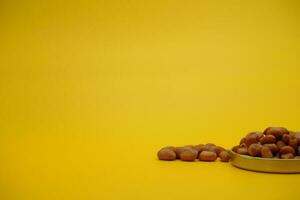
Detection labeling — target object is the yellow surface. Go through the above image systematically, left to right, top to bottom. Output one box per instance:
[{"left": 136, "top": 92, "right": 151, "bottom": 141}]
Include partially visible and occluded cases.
[{"left": 1, "top": 0, "right": 300, "bottom": 199}]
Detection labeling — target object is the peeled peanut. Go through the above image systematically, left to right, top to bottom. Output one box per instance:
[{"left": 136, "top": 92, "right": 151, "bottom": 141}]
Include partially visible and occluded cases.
[
  {"left": 264, "top": 127, "right": 289, "bottom": 138},
  {"left": 245, "top": 134, "right": 259, "bottom": 146},
  {"left": 260, "top": 135, "right": 276, "bottom": 144},
  {"left": 289, "top": 137, "right": 298, "bottom": 149},
  {"left": 276, "top": 140, "right": 286, "bottom": 149},
  {"left": 248, "top": 143, "right": 262, "bottom": 157},
  {"left": 263, "top": 144, "right": 279, "bottom": 154},
  {"left": 261, "top": 146, "right": 273, "bottom": 158},
  {"left": 280, "top": 146, "right": 295, "bottom": 155},
  {"left": 237, "top": 147, "right": 248, "bottom": 155},
  {"left": 157, "top": 148, "right": 176, "bottom": 161},
  {"left": 179, "top": 149, "right": 198, "bottom": 161},
  {"left": 199, "top": 151, "right": 217, "bottom": 162},
  {"left": 219, "top": 151, "right": 231, "bottom": 162},
  {"left": 281, "top": 153, "right": 295, "bottom": 159}
]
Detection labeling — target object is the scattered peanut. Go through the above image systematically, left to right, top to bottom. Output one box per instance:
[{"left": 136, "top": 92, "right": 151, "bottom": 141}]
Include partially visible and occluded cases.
[
  {"left": 158, "top": 143, "right": 228, "bottom": 162},
  {"left": 194, "top": 144, "right": 204, "bottom": 152},
  {"left": 174, "top": 146, "right": 193, "bottom": 158},
  {"left": 215, "top": 146, "right": 226, "bottom": 156},
  {"left": 157, "top": 148, "right": 177, "bottom": 161},
  {"left": 180, "top": 149, "right": 198, "bottom": 161},
  {"left": 199, "top": 151, "right": 217, "bottom": 162},
  {"left": 219, "top": 151, "right": 231, "bottom": 162}
]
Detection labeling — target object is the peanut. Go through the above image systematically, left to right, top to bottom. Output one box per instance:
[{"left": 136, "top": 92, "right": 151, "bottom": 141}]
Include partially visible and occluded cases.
[
  {"left": 264, "top": 127, "right": 289, "bottom": 138},
  {"left": 256, "top": 132, "right": 264, "bottom": 140},
  {"left": 294, "top": 133, "right": 300, "bottom": 144},
  {"left": 245, "top": 134, "right": 258, "bottom": 146},
  {"left": 282, "top": 134, "right": 290, "bottom": 144},
  {"left": 259, "top": 135, "right": 276, "bottom": 144},
  {"left": 240, "top": 137, "right": 246, "bottom": 145},
  {"left": 289, "top": 137, "right": 298, "bottom": 149},
  {"left": 276, "top": 140, "right": 286, "bottom": 149},
  {"left": 206, "top": 143, "right": 216, "bottom": 147},
  {"left": 248, "top": 143, "right": 262, "bottom": 157},
  {"left": 194, "top": 144, "right": 204, "bottom": 152},
  {"left": 263, "top": 144, "right": 279, "bottom": 154},
  {"left": 196, "top": 145, "right": 212, "bottom": 154},
  {"left": 232, "top": 145, "right": 239, "bottom": 153},
  {"left": 161, "top": 146, "right": 176, "bottom": 151},
  {"left": 174, "top": 146, "right": 193, "bottom": 158},
  {"left": 215, "top": 146, "right": 226, "bottom": 156},
  {"left": 261, "top": 146, "right": 273, "bottom": 158},
  {"left": 280, "top": 146, "right": 295, "bottom": 155},
  {"left": 237, "top": 147, "right": 248, "bottom": 155},
  {"left": 157, "top": 148, "right": 176, "bottom": 161},
  {"left": 179, "top": 149, "right": 198, "bottom": 161},
  {"left": 199, "top": 151, "right": 217, "bottom": 162},
  {"left": 219, "top": 151, "right": 231, "bottom": 162},
  {"left": 281, "top": 153, "right": 295, "bottom": 159}
]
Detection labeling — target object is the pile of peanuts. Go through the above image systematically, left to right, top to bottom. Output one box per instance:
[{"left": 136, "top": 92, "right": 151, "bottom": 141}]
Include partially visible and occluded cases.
[
  {"left": 233, "top": 127, "right": 300, "bottom": 159},
  {"left": 157, "top": 143, "right": 231, "bottom": 162}
]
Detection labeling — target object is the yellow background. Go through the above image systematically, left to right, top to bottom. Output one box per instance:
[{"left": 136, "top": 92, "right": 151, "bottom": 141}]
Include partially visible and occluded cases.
[{"left": 1, "top": 0, "right": 300, "bottom": 199}]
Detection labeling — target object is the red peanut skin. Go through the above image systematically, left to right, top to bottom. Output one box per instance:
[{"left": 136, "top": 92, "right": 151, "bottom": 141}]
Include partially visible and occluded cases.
[
  {"left": 264, "top": 127, "right": 289, "bottom": 138},
  {"left": 260, "top": 135, "right": 276, "bottom": 144},
  {"left": 248, "top": 143, "right": 262, "bottom": 157},
  {"left": 261, "top": 146, "right": 273, "bottom": 158},
  {"left": 157, "top": 149, "right": 176, "bottom": 161},
  {"left": 180, "top": 149, "right": 198, "bottom": 161},
  {"left": 199, "top": 151, "right": 217, "bottom": 162},
  {"left": 219, "top": 151, "right": 231, "bottom": 162}
]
